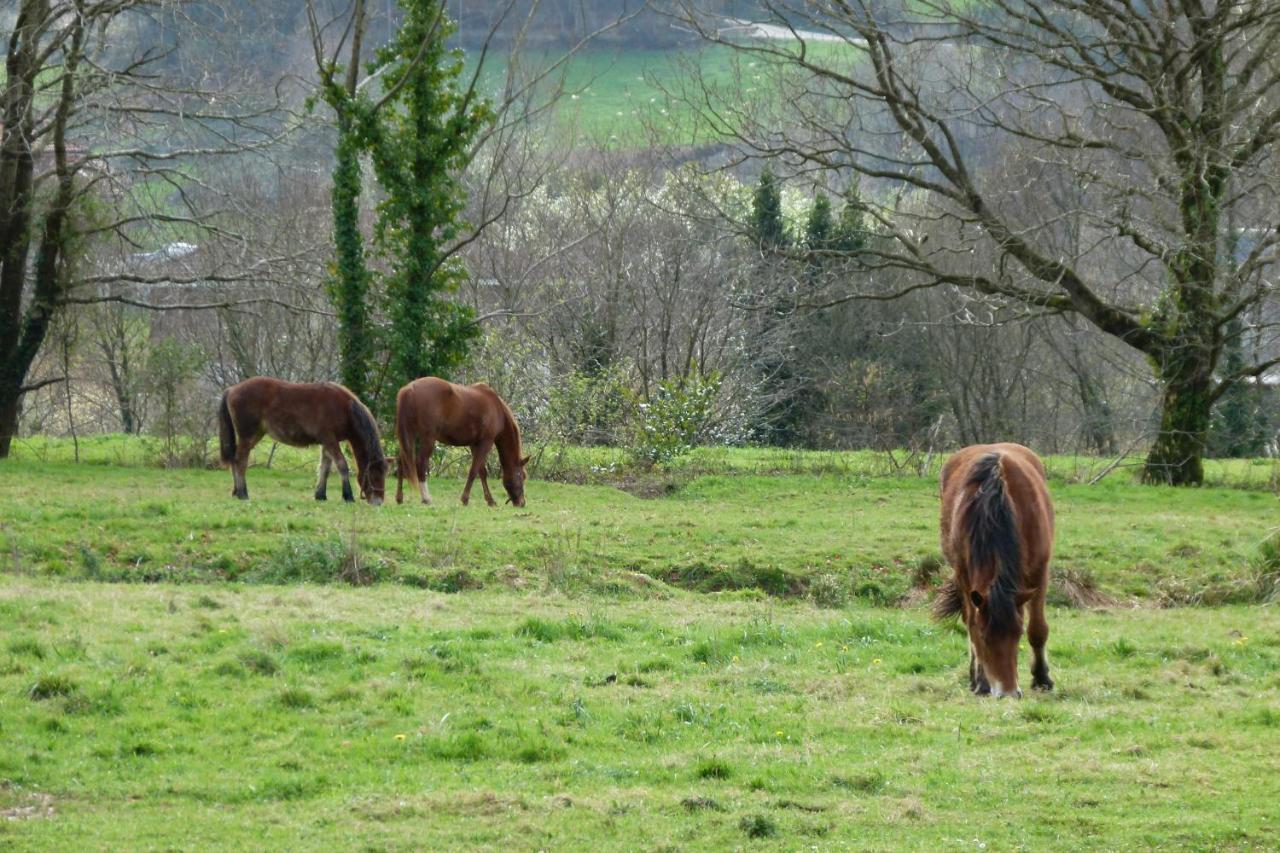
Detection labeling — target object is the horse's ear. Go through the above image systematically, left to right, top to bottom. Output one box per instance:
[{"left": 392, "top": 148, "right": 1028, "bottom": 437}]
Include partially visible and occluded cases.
[
  {"left": 520, "top": 455, "right": 531, "bottom": 467},
  {"left": 1015, "top": 587, "right": 1040, "bottom": 607}
]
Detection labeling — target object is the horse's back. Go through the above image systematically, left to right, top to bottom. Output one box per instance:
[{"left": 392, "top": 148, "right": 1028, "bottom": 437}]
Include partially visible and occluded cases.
[
  {"left": 224, "top": 377, "right": 358, "bottom": 446},
  {"left": 399, "top": 377, "right": 503, "bottom": 445},
  {"left": 941, "top": 443, "right": 1053, "bottom": 568}
]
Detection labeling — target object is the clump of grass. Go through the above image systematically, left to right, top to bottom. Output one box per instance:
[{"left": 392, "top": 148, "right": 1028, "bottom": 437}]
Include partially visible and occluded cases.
[
  {"left": 1249, "top": 530, "right": 1280, "bottom": 603},
  {"left": 252, "top": 536, "right": 389, "bottom": 586},
  {"left": 912, "top": 554, "right": 945, "bottom": 587},
  {"left": 659, "top": 559, "right": 807, "bottom": 598},
  {"left": 1049, "top": 567, "right": 1112, "bottom": 608},
  {"left": 192, "top": 594, "right": 223, "bottom": 610},
  {"left": 516, "top": 616, "right": 620, "bottom": 643},
  {"left": 7, "top": 637, "right": 46, "bottom": 659},
  {"left": 689, "top": 637, "right": 729, "bottom": 665},
  {"left": 287, "top": 640, "right": 346, "bottom": 666},
  {"left": 239, "top": 649, "right": 280, "bottom": 676},
  {"left": 213, "top": 659, "right": 245, "bottom": 677},
  {"left": 27, "top": 673, "right": 78, "bottom": 701},
  {"left": 276, "top": 687, "right": 316, "bottom": 709},
  {"left": 1021, "top": 703, "right": 1063, "bottom": 724},
  {"left": 425, "top": 732, "right": 489, "bottom": 762},
  {"left": 513, "top": 738, "right": 566, "bottom": 764},
  {"left": 694, "top": 757, "right": 732, "bottom": 780},
  {"left": 832, "top": 770, "right": 886, "bottom": 794},
  {"left": 681, "top": 796, "right": 725, "bottom": 812},
  {"left": 739, "top": 814, "right": 779, "bottom": 839}
]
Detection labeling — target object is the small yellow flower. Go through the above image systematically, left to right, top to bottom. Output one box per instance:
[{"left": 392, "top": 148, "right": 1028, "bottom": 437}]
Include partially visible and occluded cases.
[
  {"left": 815, "top": 642, "right": 823, "bottom": 648},
  {"left": 841, "top": 645, "right": 849, "bottom": 652},
  {"left": 731, "top": 655, "right": 740, "bottom": 663},
  {"left": 872, "top": 658, "right": 882, "bottom": 665},
  {"left": 775, "top": 730, "right": 784, "bottom": 737},
  {"left": 394, "top": 733, "right": 407, "bottom": 741}
]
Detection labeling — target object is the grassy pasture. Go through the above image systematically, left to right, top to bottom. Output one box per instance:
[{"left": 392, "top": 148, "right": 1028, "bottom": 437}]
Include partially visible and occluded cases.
[
  {"left": 1, "top": 437, "right": 1277, "bottom": 604},
  {"left": 1, "top": 439, "right": 1278, "bottom": 846},
  {"left": 0, "top": 583, "right": 1277, "bottom": 848}
]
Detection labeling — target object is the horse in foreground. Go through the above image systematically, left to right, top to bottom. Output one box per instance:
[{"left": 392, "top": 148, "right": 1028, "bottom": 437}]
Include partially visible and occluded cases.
[
  {"left": 218, "top": 377, "right": 388, "bottom": 504},
  {"left": 395, "top": 377, "right": 529, "bottom": 507},
  {"left": 935, "top": 443, "right": 1054, "bottom": 698}
]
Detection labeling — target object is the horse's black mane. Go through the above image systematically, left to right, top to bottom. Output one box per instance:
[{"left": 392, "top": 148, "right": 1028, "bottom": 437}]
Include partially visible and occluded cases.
[
  {"left": 348, "top": 399, "right": 386, "bottom": 471},
  {"left": 964, "top": 452, "right": 1021, "bottom": 637}
]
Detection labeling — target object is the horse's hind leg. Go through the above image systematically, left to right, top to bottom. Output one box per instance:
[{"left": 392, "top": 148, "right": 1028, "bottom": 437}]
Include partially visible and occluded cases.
[
  {"left": 232, "top": 435, "right": 258, "bottom": 500},
  {"left": 416, "top": 439, "right": 433, "bottom": 505},
  {"left": 315, "top": 449, "right": 333, "bottom": 501},
  {"left": 1028, "top": 585, "right": 1053, "bottom": 691}
]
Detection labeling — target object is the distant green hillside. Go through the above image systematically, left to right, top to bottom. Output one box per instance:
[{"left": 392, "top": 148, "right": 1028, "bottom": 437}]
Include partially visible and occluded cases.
[{"left": 476, "top": 41, "right": 863, "bottom": 147}]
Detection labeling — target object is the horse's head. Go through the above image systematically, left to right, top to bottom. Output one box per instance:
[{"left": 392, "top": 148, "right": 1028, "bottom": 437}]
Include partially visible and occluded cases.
[
  {"left": 502, "top": 455, "right": 531, "bottom": 507},
  {"left": 358, "top": 456, "right": 388, "bottom": 506},
  {"left": 964, "top": 584, "right": 1037, "bottom": 698}
]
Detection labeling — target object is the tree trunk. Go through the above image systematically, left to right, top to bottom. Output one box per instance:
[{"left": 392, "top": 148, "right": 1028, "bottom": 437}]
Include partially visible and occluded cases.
[
  {"left": 1143, "top": 367, "right": 1212, "bottom": 485},
  {"left": 0, "top": 390, "right": 20, "bottom": 458}
]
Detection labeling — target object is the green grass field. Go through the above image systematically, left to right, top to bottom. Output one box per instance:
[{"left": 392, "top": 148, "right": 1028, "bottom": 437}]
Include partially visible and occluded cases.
[{"left": 1, "top": 439, "right": 1278, "bottom": 847}]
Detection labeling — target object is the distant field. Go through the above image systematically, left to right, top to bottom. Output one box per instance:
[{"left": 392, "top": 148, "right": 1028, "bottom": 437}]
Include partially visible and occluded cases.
[
  {"left": 479, "top": 41, "right": 865, "bottom": 145},
  {"left": 2, "top": 437, "right": 1277, "bottom": 604},
  {"left": 0, "top": 582, "right": 1276, "bottom": 848}
]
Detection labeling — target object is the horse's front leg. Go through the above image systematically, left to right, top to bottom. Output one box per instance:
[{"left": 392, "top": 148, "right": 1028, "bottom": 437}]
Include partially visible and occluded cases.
[
  {"left": 324, "top": 441, "right": 354, "bottom": 502},
  {"left": 461, "top": 442, "right": 492, "bottom": 506},
  {"left": 315, "top": 449, "right": 333, "bottom": 500},
  {"left": 477, "top": 457, "right": 496, "bottom": 507},
  {"left": 1028, "top": 583, "right": 1053, "bottom": 691},
  {"left": 970, "top": 643, "right": 991, "bottom": 696}
]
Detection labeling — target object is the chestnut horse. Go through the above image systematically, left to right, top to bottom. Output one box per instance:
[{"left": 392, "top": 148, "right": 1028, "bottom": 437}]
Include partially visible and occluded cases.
[
  {"left": 218, "top": 377, "right": 388, "bottom": 504},
  {"left": 395, "top": 377, "right": 529, "bottom": 507},
  {"left": 935, "top": 443, "right": 1054, "bottom": 698}
]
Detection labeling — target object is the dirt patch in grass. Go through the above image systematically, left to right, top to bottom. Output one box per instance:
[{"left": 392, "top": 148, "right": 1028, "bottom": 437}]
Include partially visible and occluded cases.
[{"left": 1, "top": 788, "right": 55, "bottom": 823}]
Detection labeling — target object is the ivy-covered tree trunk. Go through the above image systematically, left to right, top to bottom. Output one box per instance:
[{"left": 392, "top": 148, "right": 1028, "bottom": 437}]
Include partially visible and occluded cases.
[
  {"left": 327, "top": 118, "right": 373, "bottom": 400},
  {"left": 1144, "top": 366, "right": 1213, "bottom": 486}
]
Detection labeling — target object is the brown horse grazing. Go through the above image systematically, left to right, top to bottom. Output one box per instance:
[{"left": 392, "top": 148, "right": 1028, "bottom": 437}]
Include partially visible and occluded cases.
[
  {"left": 218, "top": 377, "right": 388, "bottom": 505},
  {"left": 394, "top": 377, "right": 529, "bottom": 507},
  {"left": 935, "top": 443, "right": 1054, "bottom": 698}
]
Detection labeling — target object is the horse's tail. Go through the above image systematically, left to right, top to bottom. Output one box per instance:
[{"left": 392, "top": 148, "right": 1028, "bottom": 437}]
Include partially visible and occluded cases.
[
  {"left": 395, "top": 387, "right": 419, "bottom": 499},
  {"left": 218, "top": 392, "right": 236, "bottom": 464},
  {"left": 960, "top": 451, "right": 1021, "bottom": 635}
]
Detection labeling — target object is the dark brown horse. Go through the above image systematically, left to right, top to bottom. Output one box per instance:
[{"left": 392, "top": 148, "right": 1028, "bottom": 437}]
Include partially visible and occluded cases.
[
  {"left": 218, "top": 377, "right": 388, "bottom": 505},
  {"left": 395, "top": 377, "right": 529, "bottom": 507},
  {"left": 935, "top": 443, "right": 1054, "bottom": 698}
]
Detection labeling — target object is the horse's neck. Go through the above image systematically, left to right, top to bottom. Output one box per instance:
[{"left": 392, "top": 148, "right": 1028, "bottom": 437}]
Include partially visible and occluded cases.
[
  {"left": 494, "top": 413, "right": 521, "bottom": 470},
  {"left": 346, "top": 417, "right": 375, "bottom": 471}
]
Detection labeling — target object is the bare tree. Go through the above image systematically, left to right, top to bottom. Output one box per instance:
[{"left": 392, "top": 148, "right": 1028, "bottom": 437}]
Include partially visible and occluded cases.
[
  {"left": 1, "top": 0, "right": 297, "bottom": 457},
  {"left": 669, "top": 0, "right": 1280, "bottom": 483}
]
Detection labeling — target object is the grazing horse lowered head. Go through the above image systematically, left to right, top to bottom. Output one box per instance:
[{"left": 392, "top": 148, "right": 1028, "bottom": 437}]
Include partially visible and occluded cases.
[
  {"left": 217, "top": 377, "right": 387, "bottom": 505},
  {"left": 394, "top": 377, "right": 530, "bottom": 507},
  {"left": 935, "top": 443, "right": 1055, "bottom": 698}
]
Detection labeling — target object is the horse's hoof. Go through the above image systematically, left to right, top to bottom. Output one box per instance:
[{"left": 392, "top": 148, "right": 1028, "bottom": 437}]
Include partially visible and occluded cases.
[
  {"left": 315, "top": 493, "right": 327, "bottom": 501},
  {"left": 421, "top": 498, "right": 432, "bottom": 506},
  {"left": 1033, "top": 678, "right": 1054, "bottom": 692},
  {"left": 973, "top": 682, "right": 991, "bottom": 696}
]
